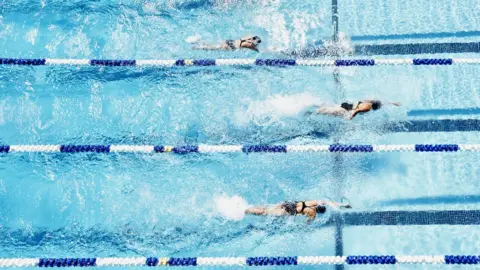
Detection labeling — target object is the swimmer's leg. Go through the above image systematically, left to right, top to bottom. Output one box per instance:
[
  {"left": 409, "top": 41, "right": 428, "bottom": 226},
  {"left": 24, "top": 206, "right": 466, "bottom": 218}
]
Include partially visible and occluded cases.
[
  {"left": 192, "top": 44, "right": 226, "bottom": 51},
  {"left": 192, "top": 44, "right": 215, "bottom": 50},
  {"left": 300, "top": 105, "right": 320, "bottom": 116},
  {"left": 245, "top": 205, "right": 286, "bottom": 216},
  {"left": 245, "top": 206, "right": 268, "bottom": 215},
  {"left": 266, "top": 207, "right": 288, "bottom": 216}
]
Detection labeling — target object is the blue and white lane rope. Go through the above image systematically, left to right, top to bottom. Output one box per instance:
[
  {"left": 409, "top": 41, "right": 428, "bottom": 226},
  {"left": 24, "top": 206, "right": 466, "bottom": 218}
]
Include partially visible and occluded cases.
[
  {"left": 0, "top": 58, "right": 480, "bottom": 67},
  {"left": 0, "top": 144, "right": 478, "bottom": 153},
  {"left": 0, "top": 144, "right": 479, "bottom": 153},
  {"left": 1, "top": 255, "right": 479, "bottom": 267}
]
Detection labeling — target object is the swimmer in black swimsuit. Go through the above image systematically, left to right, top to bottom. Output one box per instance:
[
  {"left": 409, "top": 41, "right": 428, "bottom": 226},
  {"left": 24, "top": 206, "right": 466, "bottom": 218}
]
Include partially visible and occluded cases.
[
  {"left": 192, "top": 35, "right": 262, "bottom": 52},
  {"left": 311, "top": 100, "right": 401, "bottom": 120},
  {"left": 245, "top": 199, "right": 351, "bottom": 223}
]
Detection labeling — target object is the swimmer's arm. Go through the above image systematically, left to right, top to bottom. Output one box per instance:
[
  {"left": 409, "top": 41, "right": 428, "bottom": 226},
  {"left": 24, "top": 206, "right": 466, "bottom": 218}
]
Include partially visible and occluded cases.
[
  {"left": 243, "top": 43, "right": 259, "bottom": 52},
  {"left": 251, "top": 46, "right": 260, "bottom": 52},
  {"left": 364, "top": 100, "right": 402, "bottom": 106},
  {"left": 387, "top": 101, "right": 401, "bottom": 106},
  {"left": 349, "top": 103, "right": 372, "bottom": 120},
  {"left": 349, "top": 109, "right": 366, "bottom": 120},
  {"left": 349, "top": 111, "right": 360, "bottom": 120},
  {"left": 315, "top": 200, "right": 338, "bottom": 208},
  {"left": 316, "top": 200, "right": 350, "bottom": 209},
  {"left": 335, "top": 201, "right": 352, "bottom": 209},
  {"left": 248, "top": 205, "right": 287, "bottom": 216},
  {"left": 303, "top": 208, "right": 316, "bottom": 224}
]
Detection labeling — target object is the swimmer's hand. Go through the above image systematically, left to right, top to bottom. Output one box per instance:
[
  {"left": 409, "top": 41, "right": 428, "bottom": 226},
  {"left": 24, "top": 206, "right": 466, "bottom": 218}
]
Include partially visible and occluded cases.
[
  {"left": 386, "top": 101, "right": 401, "bottom": 106},
  {"left": 345, "top": 113, "right": 354, "bottom": 120},
  {"left": 340, "top": 198, "right": 352, "bottom": 209},
  {"left": 306, "top": 216, "right": 315, "bottom": 224}
]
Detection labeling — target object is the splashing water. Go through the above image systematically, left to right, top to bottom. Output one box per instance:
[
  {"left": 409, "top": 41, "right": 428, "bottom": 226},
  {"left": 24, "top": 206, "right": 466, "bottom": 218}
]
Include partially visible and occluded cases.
[
  {"left": 185, "top": 34, "right": 201, "bottom": 43},
  {"left": 234, "top": 92, "right": 325, "bottom": 126},
  {"left": 214, "top": 195, "right": 249, "bottom": 221}
]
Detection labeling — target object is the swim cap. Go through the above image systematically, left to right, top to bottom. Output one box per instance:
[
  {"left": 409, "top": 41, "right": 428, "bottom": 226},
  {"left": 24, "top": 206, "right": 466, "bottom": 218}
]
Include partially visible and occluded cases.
[
  {"left": 242, "top": 35, "right": 262, "bottom": 45},
  {"left": 371, "top": 100, "right": 382, "bottom": 110},
  {"left": 316, "top": 205, "right": 326, "bottom": 214}
]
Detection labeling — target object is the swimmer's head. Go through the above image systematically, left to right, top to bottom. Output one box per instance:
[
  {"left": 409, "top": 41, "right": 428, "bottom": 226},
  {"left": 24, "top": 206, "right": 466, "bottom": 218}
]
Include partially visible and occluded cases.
[
  {"left": 242, "top": 35, "right": 262, "bottom": 46},
  {"left": 252, "top": 36, "right": 262, "bottom": 45},
  {"left": 371, "top": 100, "right": 382, "bottom": 110},
  {"left": 316, "top": 205, "right": 327, "bottom": 214}
]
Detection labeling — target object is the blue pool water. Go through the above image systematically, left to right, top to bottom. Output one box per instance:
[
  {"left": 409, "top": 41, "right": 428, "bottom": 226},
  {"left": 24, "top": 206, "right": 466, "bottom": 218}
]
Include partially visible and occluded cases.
[{"left": 1, "top": 0, "right": 480, "bottom": 268}]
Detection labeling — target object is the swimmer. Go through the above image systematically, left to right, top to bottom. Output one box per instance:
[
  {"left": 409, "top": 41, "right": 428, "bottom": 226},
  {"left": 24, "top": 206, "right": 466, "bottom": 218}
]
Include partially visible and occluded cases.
[
  {"left": 192, "top": 35, "right": 262, "bottom": 52},
  {"left": 308, "top": 100, "right": 401, "bottom": 120},
  {"left": 245, "top": 199, "right": 351, "bottom": 223}
]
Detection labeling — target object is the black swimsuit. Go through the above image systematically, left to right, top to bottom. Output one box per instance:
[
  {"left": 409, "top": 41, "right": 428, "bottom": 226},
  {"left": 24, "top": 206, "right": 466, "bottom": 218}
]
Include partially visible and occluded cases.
[
  {"left": 225, "top": 40, "right": 236, "bottom": 50},
  {"left": 341, "top": 101, "right": 362, "bottom": 111},
  {"left": 282, "top": 201, "right": 307, "bottom": 216}
]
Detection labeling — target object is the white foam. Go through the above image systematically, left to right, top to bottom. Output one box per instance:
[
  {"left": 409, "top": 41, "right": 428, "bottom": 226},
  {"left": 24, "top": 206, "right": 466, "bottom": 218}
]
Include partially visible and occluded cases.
[
  {"left": 254, "top": 10, "right": 290, "bottom": 51},
  {"left": 25, "top": 28, "right": 38, "bottom": 45},
  {"left": 336, "top": 32, "right": 354, "bottom": 55},
  {"left": 185, "top": 34, "right": 201, "bottom": 44},
  {"left": 234, "top": 93, "right": 325, "bottom": 126},
  {"left": 214, "top": 195, "right": 249, "bottom": 221}
]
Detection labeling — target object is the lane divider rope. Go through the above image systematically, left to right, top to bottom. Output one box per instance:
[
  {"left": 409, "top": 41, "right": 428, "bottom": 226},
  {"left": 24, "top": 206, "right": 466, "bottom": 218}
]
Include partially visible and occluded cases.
[
  {"left": 0, "top": 58, "right": 478, "bottom": 67},
  {"left": 0, "top": 144, "right": 478, "bottom": 153},
  {"left": 0, "top": 255, "right": 478, "bottom": 267}
]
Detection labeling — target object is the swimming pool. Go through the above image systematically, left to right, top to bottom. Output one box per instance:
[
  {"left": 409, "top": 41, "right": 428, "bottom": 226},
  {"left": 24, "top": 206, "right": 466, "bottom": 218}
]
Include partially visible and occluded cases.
[{"left": 1, "top": 0, "right": 480, "bottom": 268}]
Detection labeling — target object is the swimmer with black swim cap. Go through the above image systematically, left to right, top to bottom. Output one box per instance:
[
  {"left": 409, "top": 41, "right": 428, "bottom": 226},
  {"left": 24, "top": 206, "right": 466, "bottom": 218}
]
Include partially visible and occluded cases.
[
  {"left": 192, "top": 35, "right": 262, "bottom": 52},
  {"left": 311, "top": 99, "right": 401, "bottom": 120},
  {"left": 245, "top": 199, "right": 351, "bottom": 223}
]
